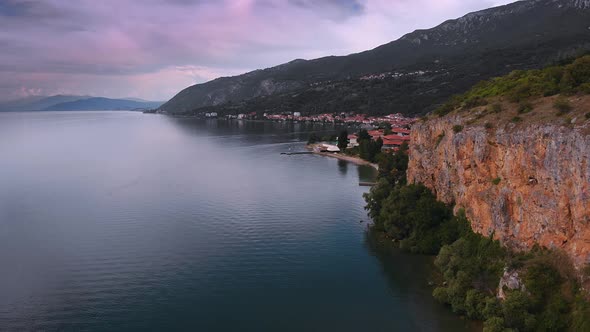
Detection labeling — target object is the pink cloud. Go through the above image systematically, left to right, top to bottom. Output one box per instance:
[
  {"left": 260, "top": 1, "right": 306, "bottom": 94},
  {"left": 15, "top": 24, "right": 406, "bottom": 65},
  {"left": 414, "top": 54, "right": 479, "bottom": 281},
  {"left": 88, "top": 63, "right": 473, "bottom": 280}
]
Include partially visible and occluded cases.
[{"left": 0, "top": 0, "right": 516, "bottom": 101}]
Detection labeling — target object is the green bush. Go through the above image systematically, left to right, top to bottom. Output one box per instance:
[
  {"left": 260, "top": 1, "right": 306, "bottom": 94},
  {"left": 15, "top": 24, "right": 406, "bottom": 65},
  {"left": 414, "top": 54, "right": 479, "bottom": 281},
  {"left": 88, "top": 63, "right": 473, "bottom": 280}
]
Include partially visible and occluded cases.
[
  {"left": 433, "top": 55, "right": 590, "bottom": 116},
  {"left": 580, "top": 83, "right": 590, "bottom": 94},
  {"left": 554, "top": 96, "right": 572, "bottom": 113},
  {"left": 518, "top": 102, "right": 533, "bottom": 114},
  {"left": 491, "top": 103, "right": 503, "bottom": 113},
  {"left": 585, "top": 112, "right": 590, "bottom": 120},
  {"left": 511, "top": 116, "right": 522, "bottom": 123},
  {"left": 484, "top": 122, "right": 493, "bottom": 129},
  {"left": 452, "top": 125, "right": 464, "bottom": 133},
  {"left": 492, "top": 177, "right": 501, "bottom": 185},
  {"left": 433, "top": 231, "right": 506, "bottom": 318},
  {"left": 502, "top": 291, "right": 536, "bottom": 331},
  {"left": 571, "top": 295, "right": 590, "bottom": 331},
  {"left": 482, "top": 297, "right": 502, "bottom": 319},
  {"left": 483, "top": 317, "right": 506, "bottom": 332}
]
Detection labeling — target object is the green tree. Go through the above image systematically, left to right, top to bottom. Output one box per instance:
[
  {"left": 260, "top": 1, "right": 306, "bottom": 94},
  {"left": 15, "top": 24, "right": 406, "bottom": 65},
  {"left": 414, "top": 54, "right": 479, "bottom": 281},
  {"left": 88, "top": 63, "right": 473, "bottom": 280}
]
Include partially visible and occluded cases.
[
  {"left": 358, "top": 129, "right": 371, "bottom": 141},
  {"left": 337, "top": 130, "right": 349, "bottom": 152},
  {"left": 377, "top": 142, "right": 409, "bottom": 185}
]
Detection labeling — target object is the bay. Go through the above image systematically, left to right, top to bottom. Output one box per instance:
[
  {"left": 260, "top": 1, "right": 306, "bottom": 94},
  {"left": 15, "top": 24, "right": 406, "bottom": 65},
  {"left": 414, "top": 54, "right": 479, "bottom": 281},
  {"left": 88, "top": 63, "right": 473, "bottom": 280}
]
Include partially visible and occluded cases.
[{"left": 0, "top": 111, "right": 474, "bottom": 331}]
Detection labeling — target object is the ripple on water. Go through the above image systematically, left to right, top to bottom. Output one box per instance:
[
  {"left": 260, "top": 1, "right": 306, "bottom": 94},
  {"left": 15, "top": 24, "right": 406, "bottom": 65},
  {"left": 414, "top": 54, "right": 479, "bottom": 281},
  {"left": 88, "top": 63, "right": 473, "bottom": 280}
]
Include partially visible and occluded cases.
[{"left": 0, "top": 113, "right": 473, "bottom": 332}]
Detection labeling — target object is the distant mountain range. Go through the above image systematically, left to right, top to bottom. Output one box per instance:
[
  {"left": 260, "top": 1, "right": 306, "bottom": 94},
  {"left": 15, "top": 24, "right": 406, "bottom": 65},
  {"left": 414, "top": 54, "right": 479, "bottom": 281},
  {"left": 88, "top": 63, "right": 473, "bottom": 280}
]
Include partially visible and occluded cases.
[
  {"left": 159, "top": 0, "right": 590, "bottom": 116},
  {"left": 0, "top": 95, "right": 163, "bottom": 112}
]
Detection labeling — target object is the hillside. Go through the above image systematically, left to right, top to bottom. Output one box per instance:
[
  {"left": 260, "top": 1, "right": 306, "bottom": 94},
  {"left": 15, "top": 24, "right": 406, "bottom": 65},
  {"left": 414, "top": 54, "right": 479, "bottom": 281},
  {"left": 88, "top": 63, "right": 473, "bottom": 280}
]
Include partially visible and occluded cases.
[
  {"left": 159, "top": 0, "right": 590, "bottom": 116},
  {"left": 408, "top": 56, "right": 590, "bottom": 266},
  {"left": 0, "top": 95, "right": 90, "bottom": 112},
  {"left": 45, "top": 97, "right": 163, "bottom": 111}
]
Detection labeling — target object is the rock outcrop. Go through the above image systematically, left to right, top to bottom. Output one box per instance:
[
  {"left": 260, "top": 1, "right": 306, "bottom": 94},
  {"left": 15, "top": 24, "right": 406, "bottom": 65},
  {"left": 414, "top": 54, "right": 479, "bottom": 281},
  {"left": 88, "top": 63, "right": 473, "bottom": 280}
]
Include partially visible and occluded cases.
[
  {"left": 408, "top": 100, "right": 590, "bottom": 267},
  {"left": 497, "top": 268, "right": 526, "bottom": 300}
]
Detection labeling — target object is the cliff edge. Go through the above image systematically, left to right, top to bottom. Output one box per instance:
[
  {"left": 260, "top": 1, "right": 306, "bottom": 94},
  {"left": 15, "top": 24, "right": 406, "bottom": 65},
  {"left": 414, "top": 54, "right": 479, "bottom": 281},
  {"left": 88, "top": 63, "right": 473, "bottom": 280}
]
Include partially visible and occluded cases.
[{"left": 409, "top": 94, "right": 590, "bottom": 267}]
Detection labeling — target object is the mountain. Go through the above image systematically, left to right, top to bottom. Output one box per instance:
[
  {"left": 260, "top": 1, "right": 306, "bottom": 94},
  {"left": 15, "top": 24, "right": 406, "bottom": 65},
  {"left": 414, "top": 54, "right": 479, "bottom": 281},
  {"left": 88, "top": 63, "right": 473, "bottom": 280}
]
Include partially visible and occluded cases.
[
  {"left": 159, "top": 0, "right": 590, "bottom": 116},
  {"left": 0, "top": 95, "right": 90, "bottom": 112},
  {"left": 0, "top": 95, "right": 163, "bottom": 112},
  {"left": 45, "top": 97, "right": 163, "bottom": 111}
]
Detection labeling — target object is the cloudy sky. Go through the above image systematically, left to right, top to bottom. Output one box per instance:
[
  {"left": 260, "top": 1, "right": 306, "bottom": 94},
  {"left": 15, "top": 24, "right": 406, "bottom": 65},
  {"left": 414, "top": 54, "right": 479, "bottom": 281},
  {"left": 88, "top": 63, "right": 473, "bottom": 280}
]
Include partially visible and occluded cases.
[{"left": 0, "top": 0, "right": 514, "bottom": 102}]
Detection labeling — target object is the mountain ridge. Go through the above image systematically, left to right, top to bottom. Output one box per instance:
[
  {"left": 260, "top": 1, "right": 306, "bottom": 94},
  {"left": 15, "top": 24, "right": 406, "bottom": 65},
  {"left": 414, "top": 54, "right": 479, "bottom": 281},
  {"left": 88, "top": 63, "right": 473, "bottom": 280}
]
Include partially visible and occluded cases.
[
  {"left": 159, "top": 0, "right": 590, "bottom": 116},
  {"left": 0, "top": 95, "right": 163, "bottom": 112},
  {"left": 46, "top": 97, "right": 163, "bottom": 111}
]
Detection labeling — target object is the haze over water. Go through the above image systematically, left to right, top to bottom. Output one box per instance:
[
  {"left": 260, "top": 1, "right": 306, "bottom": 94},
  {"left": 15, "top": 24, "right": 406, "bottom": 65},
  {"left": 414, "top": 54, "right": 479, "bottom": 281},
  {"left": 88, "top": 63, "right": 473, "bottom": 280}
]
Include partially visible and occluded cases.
[{"left": 0, "top": 112, "right": 472, "bottom": 331}]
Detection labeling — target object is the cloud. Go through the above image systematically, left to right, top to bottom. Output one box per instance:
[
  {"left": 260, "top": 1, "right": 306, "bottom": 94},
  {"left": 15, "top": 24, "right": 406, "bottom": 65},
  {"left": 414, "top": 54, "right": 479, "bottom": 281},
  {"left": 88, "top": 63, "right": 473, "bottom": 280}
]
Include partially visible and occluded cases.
[{"left": 0, "top": 0, "right": 516, "bottom": 101}]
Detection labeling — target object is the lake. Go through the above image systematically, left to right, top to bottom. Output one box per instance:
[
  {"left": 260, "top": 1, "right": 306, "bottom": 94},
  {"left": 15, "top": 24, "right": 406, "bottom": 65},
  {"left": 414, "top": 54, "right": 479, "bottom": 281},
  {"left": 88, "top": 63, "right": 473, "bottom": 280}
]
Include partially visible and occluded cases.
[{"left": 0, "top": 111, "right": 474, "bottom": 331}]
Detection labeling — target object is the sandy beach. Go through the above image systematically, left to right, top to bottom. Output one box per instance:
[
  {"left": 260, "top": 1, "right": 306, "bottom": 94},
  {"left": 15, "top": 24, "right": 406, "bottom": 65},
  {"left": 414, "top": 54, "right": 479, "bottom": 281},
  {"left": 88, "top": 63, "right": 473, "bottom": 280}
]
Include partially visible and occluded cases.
[{"left": 306, "top": 144, "right": 379, "bottom": 169}]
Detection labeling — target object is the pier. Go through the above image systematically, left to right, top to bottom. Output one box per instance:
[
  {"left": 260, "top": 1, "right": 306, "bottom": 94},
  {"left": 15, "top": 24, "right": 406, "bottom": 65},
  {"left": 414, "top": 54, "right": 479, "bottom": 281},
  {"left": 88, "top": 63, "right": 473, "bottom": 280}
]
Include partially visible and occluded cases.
[{"left": 280, "top": 152, "right": 314, "bottom": 155}]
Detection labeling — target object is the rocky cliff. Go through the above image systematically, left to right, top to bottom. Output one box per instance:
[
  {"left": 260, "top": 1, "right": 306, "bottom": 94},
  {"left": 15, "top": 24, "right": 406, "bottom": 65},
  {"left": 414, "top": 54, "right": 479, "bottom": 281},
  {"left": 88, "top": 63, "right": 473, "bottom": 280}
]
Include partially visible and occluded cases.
[{"left": 408, "top": 95, "right": 590, "bottom": 267}]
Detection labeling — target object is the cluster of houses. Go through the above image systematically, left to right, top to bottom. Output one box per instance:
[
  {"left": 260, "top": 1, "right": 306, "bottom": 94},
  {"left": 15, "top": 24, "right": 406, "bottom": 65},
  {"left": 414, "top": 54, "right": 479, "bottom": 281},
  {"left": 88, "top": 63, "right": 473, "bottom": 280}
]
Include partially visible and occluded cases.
[
  {"left": 205, "top": 111, "right": 418, "bottom": 129},
  {"left": 206, "top": 112, "right": 259, "bottom": 119},
  {"left": 263, "top": 112, "right": 417, "bottom": 128},
  {"left": 316, "top": 127, "right": 412, "bottom": 154},
  {"left": 348, "top": 127, "right": 411, "bottom": 152}
]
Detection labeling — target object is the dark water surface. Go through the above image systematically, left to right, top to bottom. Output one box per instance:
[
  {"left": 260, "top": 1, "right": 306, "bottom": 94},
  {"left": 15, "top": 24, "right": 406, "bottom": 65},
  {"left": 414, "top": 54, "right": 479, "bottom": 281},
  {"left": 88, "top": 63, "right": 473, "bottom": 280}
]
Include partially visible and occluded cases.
[{"left": 0, "top": 112, "right": 474, "bottom": 331}]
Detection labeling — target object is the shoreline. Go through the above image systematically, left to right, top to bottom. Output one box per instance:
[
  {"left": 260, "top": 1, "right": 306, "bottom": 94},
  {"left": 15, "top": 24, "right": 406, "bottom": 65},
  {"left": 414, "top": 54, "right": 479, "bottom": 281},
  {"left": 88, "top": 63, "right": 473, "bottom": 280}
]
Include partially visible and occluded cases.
[
  {"left": 306, "top": 144, "right": 379, "bottom": 169},
  {"left": 314, "top": 152, "right": 379, "bottom": 170}
]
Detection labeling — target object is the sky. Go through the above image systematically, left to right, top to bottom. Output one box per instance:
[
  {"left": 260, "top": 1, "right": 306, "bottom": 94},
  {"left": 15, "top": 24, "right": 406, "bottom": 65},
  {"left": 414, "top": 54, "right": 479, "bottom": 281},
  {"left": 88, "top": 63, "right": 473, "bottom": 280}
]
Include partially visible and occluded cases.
[{"left": 0, "top": 0, "right": 515, "bottom": 102}]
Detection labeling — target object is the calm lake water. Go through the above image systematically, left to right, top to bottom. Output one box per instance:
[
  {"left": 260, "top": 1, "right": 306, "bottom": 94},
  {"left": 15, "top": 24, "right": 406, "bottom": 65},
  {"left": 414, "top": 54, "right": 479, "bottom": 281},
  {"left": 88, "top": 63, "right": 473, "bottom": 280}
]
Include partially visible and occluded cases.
[{"left": 0, "top": 111, "right": 474, "bottom": 331}]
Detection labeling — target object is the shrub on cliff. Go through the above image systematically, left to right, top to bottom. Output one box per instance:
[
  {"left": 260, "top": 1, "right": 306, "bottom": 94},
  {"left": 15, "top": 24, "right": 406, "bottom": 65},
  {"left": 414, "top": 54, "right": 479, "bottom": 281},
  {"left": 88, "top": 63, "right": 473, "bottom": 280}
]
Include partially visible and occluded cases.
[
  {"left": 433, "top": 55, "right": 590, "bottom": 115},
  {"left": 554, "top": 96, "right": 572, "bottom": 114},
  {"left": 367, "top": 184, "right": 469, "bottom": 254},
  {"left": 433, "top": 231, "right": 506, "bottom": 316},
  {"left": 434, "top": 232, "right": 589, "bottom": 331}
]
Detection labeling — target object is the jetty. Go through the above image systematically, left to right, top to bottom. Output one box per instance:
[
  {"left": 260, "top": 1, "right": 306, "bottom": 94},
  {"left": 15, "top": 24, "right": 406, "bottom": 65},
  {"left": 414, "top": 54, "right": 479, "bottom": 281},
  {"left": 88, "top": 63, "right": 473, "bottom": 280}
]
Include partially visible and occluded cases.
[{"left": 280, "top": 152, "right": 314, "bottom": 155}]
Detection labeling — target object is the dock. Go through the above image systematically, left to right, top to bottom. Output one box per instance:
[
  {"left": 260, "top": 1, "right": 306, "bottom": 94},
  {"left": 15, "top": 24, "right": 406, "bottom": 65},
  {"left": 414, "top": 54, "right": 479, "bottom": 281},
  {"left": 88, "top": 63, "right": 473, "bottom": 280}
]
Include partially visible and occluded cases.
[
  {"left": 280, "top": 152, "right": 314, "bottom": 155},
  {"left": 359, "top": 182, "right": 377, "bottom": 187}
]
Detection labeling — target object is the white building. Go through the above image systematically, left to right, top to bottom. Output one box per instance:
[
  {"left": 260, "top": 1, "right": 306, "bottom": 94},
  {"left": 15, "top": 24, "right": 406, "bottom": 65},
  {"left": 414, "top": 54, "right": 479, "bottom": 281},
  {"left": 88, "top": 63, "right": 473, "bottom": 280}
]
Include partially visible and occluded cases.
[{"left": 320, "top": 144, "right": 340, "bottom": 153}]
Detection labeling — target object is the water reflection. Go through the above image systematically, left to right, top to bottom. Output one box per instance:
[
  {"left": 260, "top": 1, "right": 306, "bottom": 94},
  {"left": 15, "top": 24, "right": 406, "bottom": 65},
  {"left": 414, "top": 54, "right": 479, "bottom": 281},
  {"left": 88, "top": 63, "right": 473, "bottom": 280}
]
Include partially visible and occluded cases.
[
  {"left": 337, "top": 159, "right": 348, "bottom": 176},
  {"left": 357, "top": 165, "right": 378, "bottom": 183},
  {"left": 364, "top": 231, "right": 480, "bottom": 331}
]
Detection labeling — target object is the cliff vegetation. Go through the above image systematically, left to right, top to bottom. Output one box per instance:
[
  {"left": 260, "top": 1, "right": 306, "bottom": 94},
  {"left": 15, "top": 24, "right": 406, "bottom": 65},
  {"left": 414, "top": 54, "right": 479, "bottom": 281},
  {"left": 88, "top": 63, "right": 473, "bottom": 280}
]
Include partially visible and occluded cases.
[
  {"left": 435, "top": 55, "right": 590, "bottom": 117},
  {"left": 366, "top": 56, "right": 590, "bottom": 330},
  {"left": 364, "top": 150, "right": 590, "bottom": 331}
]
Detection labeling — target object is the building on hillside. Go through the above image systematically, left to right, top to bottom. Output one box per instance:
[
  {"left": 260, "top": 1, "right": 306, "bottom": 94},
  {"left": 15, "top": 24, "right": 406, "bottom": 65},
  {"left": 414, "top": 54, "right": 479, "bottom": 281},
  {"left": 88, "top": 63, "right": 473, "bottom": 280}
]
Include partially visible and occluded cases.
[
  {"left": 390, "top": 128, "right": 411, "bottom": 136},
  {"left": 368, "top": 130, "right": 384, "bottom": 140},
  {"left": 348, "top": 134, "right": 359, "bottom": 148},
  {"left": 383, "top": 134, "right": 410, "bottom": 142},
  {"left": 382, "top": 138, "right": 404, "bottom": 150}
]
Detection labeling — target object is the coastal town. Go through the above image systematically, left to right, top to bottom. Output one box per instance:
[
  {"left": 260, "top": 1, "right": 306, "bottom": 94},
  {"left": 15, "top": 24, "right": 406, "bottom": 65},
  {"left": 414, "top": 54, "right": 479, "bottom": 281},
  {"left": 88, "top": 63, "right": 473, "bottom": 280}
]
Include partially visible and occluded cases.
[
  {"left": 203, "top": 110, "right": 417, "bottom": 156},
  {"left": 206, "top": 111, "right": 417, "bottom": 128},
  {"left": 314, "top": 126, "right": 412, "bottom": 154}
]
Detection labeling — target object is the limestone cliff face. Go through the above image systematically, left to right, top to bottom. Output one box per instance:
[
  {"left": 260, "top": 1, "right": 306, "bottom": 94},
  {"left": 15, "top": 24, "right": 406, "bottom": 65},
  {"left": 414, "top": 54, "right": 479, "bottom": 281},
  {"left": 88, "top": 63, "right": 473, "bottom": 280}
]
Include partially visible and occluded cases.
[{"left": 408, "top": 114, "right": 590, "bottom": 266}]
